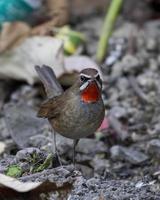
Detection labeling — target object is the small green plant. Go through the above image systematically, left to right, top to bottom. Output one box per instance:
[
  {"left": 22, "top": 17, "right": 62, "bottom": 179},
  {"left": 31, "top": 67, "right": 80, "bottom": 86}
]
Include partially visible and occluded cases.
[{"left": 6, "top": 165, "right": 22, "bottom": 178}]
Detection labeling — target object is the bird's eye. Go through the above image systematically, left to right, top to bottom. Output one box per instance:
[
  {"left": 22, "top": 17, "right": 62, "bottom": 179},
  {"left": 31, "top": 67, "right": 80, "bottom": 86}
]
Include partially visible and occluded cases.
[
  {"left": 96, "top": 74, "right": 102, "bottom": 87},
  {"left": 96, "top": 75, "right": 101, "bottom": 82},
  {"left": 80, "top": 76, "right": 89, "bottom": 82}
]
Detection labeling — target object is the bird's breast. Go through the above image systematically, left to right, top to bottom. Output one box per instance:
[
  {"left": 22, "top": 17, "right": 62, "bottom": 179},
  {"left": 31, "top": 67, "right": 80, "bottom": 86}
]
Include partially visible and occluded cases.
[{"left": 50, "top": 96, "right": 105, "bottom": 139}]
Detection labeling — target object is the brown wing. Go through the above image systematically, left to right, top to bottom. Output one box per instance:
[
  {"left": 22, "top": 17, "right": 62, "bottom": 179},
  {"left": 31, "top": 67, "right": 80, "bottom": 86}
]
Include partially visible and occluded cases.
[
  {"left": 37, "top": 83, "right": 78, "bottom": 119},
  {"left": 37, "top": 96, "right": 63, "bottom": 119}
]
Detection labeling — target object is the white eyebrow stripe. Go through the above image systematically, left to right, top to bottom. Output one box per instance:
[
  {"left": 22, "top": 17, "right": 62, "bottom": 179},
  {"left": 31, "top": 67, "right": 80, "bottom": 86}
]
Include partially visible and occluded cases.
[
  {"left": 80, "top": 72, "right": 99, "bottom": 78},
  {"left": 80, "top": 73, "right": 91, "bottom": 78}
]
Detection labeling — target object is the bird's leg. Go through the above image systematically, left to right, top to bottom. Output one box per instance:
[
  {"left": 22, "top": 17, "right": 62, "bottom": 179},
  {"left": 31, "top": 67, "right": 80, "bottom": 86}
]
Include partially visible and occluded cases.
[
  {"left": 51, "top": 130, "right": 62, "bottom": 167},
  {"left": 73, "top": 139, "right": 79, "bottom": 167}
]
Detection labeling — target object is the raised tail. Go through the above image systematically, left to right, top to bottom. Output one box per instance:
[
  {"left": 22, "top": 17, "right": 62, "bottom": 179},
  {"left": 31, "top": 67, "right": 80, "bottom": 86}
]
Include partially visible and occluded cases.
[{"left": 35, "top": 65, "right": 63, "bottom": 98}]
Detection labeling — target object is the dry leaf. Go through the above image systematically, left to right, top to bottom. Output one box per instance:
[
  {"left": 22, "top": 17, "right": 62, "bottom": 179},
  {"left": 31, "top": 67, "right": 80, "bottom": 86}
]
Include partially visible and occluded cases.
[
  {"left": 31, "top": 0, "right": 69, "bottom": 35},
  {"left": 0, "top": 22, "right": 31, "bottom": 54},
  {"left": 0, "top": 36, "right": 64, "bottom": 84},
  {"left": 0, "top": 37, "right": 101, "bottom": 85},
  {"left": 64, "top": 55, "right": 102, "bottom": 77},
  {"left": 57, "top": 56, "right": 102, "bottom": 85},
  {"left": 0, "top": 174, "right": 41, "bottom": 192}
]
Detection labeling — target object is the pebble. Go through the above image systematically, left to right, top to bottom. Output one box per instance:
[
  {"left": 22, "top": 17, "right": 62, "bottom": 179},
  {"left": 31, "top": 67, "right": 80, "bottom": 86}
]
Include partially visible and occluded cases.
[
  {"left": 146, "top": 38, "right": 158, "bottom": 52},
  {"left": 121, "top": 54, "right": 145, "bottom": 74},
  {"left": 3, "top": 103, "right": 47, "bottom": 148},
  {"left": 109, "top": 106, "right": 128, "bottom": 119},
  {"left": 0, "top": 118, "right": 10, "bottom": 140},
  {"left": 28, "top": 135, "right": 51, "bottom": 149},
  {"left": 76, "top": 139, "right": 108, "bottom": 155},
  {"left": 147, "top": 139, "right": 160, "bottom": 158},
  {"left": 110, "top": 145, "right": 148, "bottom": 165},
  {"left": 15, "top": 147, "right": 42, "bottom": 162},
  {"left": 90, "top": 156, "right": 110, "bottom": 176}
]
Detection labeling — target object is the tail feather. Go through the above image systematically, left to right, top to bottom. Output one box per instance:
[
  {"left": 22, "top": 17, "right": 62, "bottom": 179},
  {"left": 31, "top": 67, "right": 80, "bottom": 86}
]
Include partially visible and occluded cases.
[{"left": 35, "top": 65, "right": 63, "bottom": 98}]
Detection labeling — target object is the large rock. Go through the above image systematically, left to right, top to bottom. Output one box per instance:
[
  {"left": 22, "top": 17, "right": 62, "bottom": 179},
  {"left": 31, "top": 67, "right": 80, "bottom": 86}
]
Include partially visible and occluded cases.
[
  {"left": 147, "top": 139, "right": 160, "bottom": 158},
  {"left": 110, "top": 145, "right": 148, "bottom": 165}
]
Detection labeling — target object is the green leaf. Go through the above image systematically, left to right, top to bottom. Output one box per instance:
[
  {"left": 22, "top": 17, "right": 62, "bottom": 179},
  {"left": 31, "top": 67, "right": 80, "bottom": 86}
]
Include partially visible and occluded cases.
[
  {"left": 34, "top": 153, "right": 53, "bottom": 173},
  {"left": 6, "top": 165, "right": 22, "bottom": 178}
]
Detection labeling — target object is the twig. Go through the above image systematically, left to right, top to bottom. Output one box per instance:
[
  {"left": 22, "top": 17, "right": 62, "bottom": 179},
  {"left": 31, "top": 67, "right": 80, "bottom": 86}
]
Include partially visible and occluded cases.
[{"left": 96, "top": 0, "right": 123, "bottom": 62}]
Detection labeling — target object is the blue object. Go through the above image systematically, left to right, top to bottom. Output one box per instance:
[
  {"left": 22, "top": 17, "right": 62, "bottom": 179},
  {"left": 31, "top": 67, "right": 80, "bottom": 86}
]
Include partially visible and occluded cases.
[{"left": 0, "top": 0, "right": 41, "bottom": 26}]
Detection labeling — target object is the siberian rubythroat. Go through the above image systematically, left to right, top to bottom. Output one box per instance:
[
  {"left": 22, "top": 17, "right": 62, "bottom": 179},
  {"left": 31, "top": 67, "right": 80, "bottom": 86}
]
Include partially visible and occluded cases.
[{"left": 35, "top": 65, "right": 105, "bottom": 165}]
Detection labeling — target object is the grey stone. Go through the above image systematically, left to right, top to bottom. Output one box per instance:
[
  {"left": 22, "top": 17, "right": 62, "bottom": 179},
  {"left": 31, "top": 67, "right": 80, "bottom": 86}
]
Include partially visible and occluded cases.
[
  {"left": 146, "top": 38, "right": 158, "bottom": 52},
  {"left": 121, "top": 54, "right": 146, "bottom": 74},
  {"left": 110, "top": 61, "right": 123, "bottom": 79},
  {"left": 137, "top": 72, "right": 156, "bottom": 89},
  {"left": 3, "top": 103, "right": 48, "bottom": 148},
  {"left": 110, "top": 106, "right": 128, "bottom": 119},
  {"left": 0, "top": 117, "right": 10, "bottom": 140},
  {"left": 34, "top": 133, "right": 73, "bottom": 155},
  {"left": 55, "top": 134, "right": 73, "bottom": 154},
  {"left": 28, "top": 135, "right": 51, "bottom": 148},
  {"left": 76, "top": 139, "right": 108, "bottom": 155},
  {"left": 147, "top": 139, "right": 160, "bottom": 158},
  {"left": 110, "top": 145, "right": 148, "bottom": 165},
  {"left": 15, "top": 147, "right": 42, "bottom": 162},
  {"left": 75, "top": 153, "right": 93, "bottom": 163},
  {"left": 90, "top": 156, "right": 110, "bottom": 175},
  {"left": 76, "top": 164, "right": 93, "bottom": 179},
  {"left": 85, "top": 177, "right": 99, "bottom": 190}
]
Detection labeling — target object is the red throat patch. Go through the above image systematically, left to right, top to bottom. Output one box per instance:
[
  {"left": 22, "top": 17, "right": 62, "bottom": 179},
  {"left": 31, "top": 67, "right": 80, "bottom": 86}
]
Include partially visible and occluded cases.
[{"left": 81, "top": 82, "right": 100, "bottom": 103}]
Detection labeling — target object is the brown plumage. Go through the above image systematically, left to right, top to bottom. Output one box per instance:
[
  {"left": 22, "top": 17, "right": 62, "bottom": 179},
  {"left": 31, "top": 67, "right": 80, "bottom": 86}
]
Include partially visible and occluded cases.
[{"left": 35, "top": 65, "right": 105, "bottom": 164}]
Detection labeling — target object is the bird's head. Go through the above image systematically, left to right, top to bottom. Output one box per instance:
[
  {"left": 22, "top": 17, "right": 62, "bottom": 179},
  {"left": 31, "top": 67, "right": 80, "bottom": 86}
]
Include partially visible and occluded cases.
[{"left": 78, "top": 68, "right": 102, "bottom": 103}]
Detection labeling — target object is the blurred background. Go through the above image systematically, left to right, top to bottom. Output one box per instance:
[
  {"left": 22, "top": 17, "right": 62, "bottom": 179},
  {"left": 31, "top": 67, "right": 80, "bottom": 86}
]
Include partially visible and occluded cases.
[{"left": 0, "top": 0, "right": 160, "bottom": 199}]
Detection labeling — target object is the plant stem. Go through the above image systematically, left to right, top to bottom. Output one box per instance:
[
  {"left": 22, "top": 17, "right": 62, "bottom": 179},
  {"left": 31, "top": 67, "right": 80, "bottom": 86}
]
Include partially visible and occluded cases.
[{"left": 96, "top": 0, "right": 123, "bottom": 63}]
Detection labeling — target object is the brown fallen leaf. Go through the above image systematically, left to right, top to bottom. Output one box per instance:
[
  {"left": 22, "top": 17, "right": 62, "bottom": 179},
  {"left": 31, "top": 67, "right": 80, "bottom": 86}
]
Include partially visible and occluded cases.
[
  {"left": 0, "top": 0, "right": 69, "bottom": 53},
  {"left": 31, "top": 0, "right": 69, "bottom": 35},
  {"left": 0, "top": 22, "right": 31, "bottom": 54},
  {"left": 0, "top": 167, "right": 75, "bottom": 200}
]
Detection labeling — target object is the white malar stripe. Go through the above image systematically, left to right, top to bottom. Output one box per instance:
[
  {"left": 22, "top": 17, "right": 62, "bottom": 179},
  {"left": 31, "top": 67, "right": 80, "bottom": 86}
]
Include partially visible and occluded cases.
[
  {"left": 94, "top": 73, "right": 99, "bottom": 78},
  {"left": 96, "top": 80, "right": 101, "bottom": 89},
  {"left": 80, "top": 81, "right": 89, "bottom": 91}
]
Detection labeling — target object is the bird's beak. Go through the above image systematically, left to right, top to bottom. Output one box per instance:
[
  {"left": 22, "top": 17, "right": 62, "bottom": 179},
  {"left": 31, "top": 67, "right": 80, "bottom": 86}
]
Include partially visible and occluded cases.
[{"left": 80, "top": 79, "right": 102, "bottom": 91}]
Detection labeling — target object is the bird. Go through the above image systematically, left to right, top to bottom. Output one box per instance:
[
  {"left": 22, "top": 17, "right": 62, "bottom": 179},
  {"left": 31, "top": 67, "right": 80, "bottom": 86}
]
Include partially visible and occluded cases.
[{"left": 35, "top": 65, "right": 105, "bottom": 165}]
